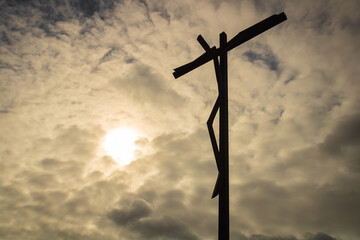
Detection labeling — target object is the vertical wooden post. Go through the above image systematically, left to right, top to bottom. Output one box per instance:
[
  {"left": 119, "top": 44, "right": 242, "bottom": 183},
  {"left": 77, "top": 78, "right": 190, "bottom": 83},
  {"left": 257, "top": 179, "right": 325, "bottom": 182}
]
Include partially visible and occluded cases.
[{"left": 219, "top": 32, "right": 229, "bottom": 240}]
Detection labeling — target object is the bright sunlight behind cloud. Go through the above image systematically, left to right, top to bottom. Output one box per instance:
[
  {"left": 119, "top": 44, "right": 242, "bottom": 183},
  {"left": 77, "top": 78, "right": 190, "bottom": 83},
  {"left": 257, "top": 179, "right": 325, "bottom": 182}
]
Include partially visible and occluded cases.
[{"left": 103, "top": 128, "right": 139, "bottom": 165}]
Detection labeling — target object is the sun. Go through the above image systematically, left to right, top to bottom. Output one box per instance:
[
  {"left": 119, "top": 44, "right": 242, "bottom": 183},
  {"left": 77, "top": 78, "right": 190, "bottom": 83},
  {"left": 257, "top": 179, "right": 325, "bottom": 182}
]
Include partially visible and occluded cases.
[{"left": 102, "top": 128, "right": 138, "bottom": 166}]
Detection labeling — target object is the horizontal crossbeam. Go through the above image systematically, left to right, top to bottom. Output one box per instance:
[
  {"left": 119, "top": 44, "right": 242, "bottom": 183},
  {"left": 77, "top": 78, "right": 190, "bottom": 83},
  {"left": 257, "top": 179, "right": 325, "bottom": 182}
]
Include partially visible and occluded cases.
[{"left": 173, "top": 12, "right": 287, "bottom": 79}]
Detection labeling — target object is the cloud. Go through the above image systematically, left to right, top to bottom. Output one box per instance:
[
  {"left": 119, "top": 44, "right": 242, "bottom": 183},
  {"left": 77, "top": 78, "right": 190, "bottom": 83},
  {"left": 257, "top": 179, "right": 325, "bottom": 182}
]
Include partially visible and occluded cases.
[
  {"left": 1, "top": 0, "right": 118, "bottom": 24},
  {"left": 243, "top": 48, "right": 280, "bottom": 73},
  {"left": 111, "top": 62, "right": 185, "bottom": 108},
  {"left": 0, "top": 109, "right": 10, "bottom": 114},
  {"left": 233, "top": 114, "right": 360, "bottom": 237},
  {"left": 320, "top": 114, "right": 360, "bottom": 171},
  {"left": 108, "top": 197, "right": 199, "bottom": 240},
  {"left": 108, "top": 198, "right": 153, "bottom": 225},
  {"left": 134, "top": 216, "right": 199, "bottom": 240},
  {"left": 237, "top": 232, "right": 337, "bottom": 240},
  {"left": 304, "top": 232, "right": 337, "bottom": 240},
  {"left": 246, "top": 235, "right": 297, "bottom": 240}
]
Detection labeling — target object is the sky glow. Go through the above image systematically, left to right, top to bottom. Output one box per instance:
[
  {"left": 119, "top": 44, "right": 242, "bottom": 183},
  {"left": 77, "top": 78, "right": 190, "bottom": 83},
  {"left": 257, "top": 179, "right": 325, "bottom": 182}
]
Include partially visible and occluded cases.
[{"left": 103, "top": 128, "right": 138, "bottom": 165}]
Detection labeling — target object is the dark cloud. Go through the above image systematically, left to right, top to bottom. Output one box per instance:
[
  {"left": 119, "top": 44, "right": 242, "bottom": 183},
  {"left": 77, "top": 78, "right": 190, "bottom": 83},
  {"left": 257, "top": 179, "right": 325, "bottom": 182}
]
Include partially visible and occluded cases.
[
  {"left": 0, "top": 0, "right": 121, "bottom": 43},
  {"left": 1, "top": 0, "right": 118, "bottom": 22},
  {"left": 71, "top": 0, "right": 102, "bottom": 18},
  {"left": 138, "top": 0, "right": 153, "bottom": 23},
  {"left": 151, "top": 3, "right": 170, "bottom": 23},
  {"left": 310, "top": 12, "right": 332, "bottom": 33},
  {"left": 339, "top": 14, "right": 360, "bottom": 35},
  {"left": 1, "top": 31, "right": 11, "bottom": 45},
  {"left": 99, "top": 48, "right": 115, "bottom": 64},
  {"left": 243, "top": 50, "right": 279, "bottom": 72},
  {"left": 125, "top": 57, "right": 136, "bottom": 63},
  {"left": 0, "top": 60, "right": 18, "bottom": 73},
  {"left": 284, "top": 74, "right": 297, "bottom": 85},
  {"left": 0, "top": 109, "right": 11, "bottom": 114},
  {"left": 270, "top": 109, "right": 284, "bottom": 125},
  {"left": 321, "top": 114, "right": 360, "bottom": 171},
  {"left": 321, "top": 114, "right": 360, "bottom": 154},
  {"left": 255, "top": 116, "right": 360, "bottom": 236},
  {"left": 132, "top": 128, "right": 355, "bottom": 240},
  {"left": 108, "top": 129, "right": 217, "bottom": 239},
  {"left": 40, "top": 158, "right": 63, "bottom": 169},
  {"left": 26, "top": 172, "right": 59, "bottom": 188},
  {"left": 235, "top": 179, "right": 299, "bottom": 231},
  {"left": 108, "top": 197, "right": 199, "bottom": 240},
  {"left": 108, "top": 198, "right": 153, "bottom": 226},
  {"left": 134, "top": 216, "right": 199, "bottom": 240},
  {"left": 238, "top": 232, "right": 337, "bottom": 240},
  {"left": 304, "top": 232, "right": 337, "bottom": 240},
  {"left": 247, "top": 234, "right": 297, "bottom": 240}
]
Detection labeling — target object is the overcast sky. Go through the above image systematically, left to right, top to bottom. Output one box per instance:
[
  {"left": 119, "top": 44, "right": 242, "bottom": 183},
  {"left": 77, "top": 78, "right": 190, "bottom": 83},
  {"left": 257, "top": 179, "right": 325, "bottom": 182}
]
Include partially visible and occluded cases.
[{"left": 1, "top": 0, "right": 360, "bottom": 240}]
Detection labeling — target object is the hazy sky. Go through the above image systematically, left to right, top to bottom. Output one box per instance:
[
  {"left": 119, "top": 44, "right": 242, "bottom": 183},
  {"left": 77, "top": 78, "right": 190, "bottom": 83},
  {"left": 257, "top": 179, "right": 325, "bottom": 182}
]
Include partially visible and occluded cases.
[{"left": 1, "top": 1, "right": 360, "bottom": 240}]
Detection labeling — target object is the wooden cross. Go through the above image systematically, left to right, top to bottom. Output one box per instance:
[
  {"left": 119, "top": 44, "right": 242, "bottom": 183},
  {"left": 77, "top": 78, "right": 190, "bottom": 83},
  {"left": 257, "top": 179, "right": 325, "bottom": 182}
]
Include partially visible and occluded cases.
[{"left": 173, "top": 12, "right": 287, "bottom": 240}]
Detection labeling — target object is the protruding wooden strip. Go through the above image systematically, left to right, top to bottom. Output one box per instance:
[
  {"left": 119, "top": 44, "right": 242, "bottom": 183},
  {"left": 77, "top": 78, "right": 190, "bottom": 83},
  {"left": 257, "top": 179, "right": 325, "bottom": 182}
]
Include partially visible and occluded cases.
[
  {"left": 197, "top": 34, "right": 211, "bottom": 51},
  {"left": 198, "top": 34, "right": 222, "bottom": 89},
  {"left": 213, "top": 57, "right": 222, "bottom": 90},
  {"left": 207, "top": 97, "right": 222, "bottom": 172},
  {"left": 211, "top": 173, "right": 221, "bottom": 198}
]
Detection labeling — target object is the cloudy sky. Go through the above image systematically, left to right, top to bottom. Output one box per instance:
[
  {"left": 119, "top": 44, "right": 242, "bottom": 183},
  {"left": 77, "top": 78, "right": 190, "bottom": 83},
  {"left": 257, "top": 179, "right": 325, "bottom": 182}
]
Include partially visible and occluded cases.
[{"left": 1, "top": 0, "right": 360, "bottom": 239}]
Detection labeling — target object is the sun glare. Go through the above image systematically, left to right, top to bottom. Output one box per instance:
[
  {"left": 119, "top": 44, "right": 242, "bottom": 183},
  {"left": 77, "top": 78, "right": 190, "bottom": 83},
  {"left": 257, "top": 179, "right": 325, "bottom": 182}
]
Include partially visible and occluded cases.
[{"left": 103, "top": 128, "right": 138, "bottom": 166}]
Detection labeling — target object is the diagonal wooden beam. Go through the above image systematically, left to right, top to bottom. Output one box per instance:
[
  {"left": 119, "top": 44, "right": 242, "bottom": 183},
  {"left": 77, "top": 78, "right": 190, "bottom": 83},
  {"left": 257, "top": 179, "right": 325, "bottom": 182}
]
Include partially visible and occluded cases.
[
  {"left": 173, "top": 12, "right": 287, "bottom": 79},
  {"left": 207, "top": 97, "right": 222, "bottom": 173}
]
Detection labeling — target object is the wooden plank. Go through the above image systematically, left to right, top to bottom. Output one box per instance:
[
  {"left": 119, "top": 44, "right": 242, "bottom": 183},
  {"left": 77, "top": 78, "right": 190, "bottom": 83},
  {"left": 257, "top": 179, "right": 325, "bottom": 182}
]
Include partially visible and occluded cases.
[
  {"left": 173, "top": 12, "right": 287, "bottom": 79},
  {"left": 218, "top": 32, "right": 229, "bottom": 240}
]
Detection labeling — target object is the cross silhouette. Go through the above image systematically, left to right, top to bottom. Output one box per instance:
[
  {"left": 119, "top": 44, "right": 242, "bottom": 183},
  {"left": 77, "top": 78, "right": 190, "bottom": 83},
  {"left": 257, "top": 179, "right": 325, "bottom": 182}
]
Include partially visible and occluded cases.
[{"left": 173, "top": 12, "right": 287, "bottom": 240}]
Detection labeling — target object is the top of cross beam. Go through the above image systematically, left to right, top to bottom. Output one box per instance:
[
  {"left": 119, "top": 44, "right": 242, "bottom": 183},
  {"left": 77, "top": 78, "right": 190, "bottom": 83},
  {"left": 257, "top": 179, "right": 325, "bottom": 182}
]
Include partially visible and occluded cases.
[{"left": 173, "top": 12, "right": 287, "bottom": 79}]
